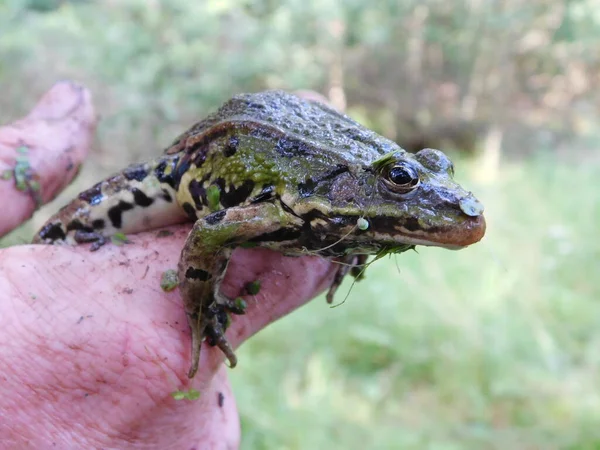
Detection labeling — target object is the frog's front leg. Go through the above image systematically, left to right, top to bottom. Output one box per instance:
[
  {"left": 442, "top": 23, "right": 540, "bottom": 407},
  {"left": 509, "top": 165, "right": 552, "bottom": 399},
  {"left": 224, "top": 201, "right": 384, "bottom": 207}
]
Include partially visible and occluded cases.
[{"left": 179, "top": 202, "right": 303, "bottom": 378}]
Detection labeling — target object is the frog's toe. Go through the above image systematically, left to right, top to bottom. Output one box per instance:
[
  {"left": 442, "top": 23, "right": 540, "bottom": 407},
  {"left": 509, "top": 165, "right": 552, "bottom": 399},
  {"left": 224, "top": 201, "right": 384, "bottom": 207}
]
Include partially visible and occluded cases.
[
  {"left": 73, "top": 230, "right": 107, "bottom": 251},
  {"left": 326, "top": 254, "right": 369, "bottom": 303},
  {"left": 327, "top": 262, "right": 351, "bottom": 304},
  {"left": 187, "top": 313, "right": 204, "bottom": 378},
  {"left": 205, "top": 313, "right": 238, "bottom": 368}
]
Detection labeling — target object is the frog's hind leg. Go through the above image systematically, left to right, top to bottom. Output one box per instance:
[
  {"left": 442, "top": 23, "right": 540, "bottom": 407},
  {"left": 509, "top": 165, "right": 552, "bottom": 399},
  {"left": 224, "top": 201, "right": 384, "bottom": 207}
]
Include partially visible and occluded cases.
[
  {"left": 32, "top": 154, "right": 186, "bottom": 249},
  {"left": 179, "top": 202, "right": 303, "bottom": 378},
  {"left": 326, "top": 254, "right": 369, "bottom": 304}
]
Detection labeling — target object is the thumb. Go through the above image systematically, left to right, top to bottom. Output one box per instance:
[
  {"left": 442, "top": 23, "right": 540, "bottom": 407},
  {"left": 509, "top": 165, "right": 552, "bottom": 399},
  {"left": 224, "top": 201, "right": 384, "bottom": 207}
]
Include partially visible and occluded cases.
[{"left": 0, "top": 81, "right": 96, "bottom": 236}]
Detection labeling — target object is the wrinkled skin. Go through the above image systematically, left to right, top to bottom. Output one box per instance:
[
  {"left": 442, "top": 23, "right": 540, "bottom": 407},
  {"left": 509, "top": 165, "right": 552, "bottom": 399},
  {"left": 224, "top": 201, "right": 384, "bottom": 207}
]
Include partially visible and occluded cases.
[{"left": 0, "top": 82, "right": 336, "bottom": 449}]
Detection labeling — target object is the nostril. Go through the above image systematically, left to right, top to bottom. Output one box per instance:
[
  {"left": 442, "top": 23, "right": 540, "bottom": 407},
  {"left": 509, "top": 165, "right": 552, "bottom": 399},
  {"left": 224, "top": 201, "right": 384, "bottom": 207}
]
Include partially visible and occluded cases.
[{"left": 459, "top": 193, "right": 484, "bottom": 217}]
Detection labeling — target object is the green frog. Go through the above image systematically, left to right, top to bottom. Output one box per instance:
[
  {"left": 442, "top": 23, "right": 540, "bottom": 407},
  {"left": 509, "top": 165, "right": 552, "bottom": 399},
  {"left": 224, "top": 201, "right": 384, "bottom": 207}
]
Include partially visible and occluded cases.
[{"left": 33, "top": 91, "right": 486, "bottom": 378}]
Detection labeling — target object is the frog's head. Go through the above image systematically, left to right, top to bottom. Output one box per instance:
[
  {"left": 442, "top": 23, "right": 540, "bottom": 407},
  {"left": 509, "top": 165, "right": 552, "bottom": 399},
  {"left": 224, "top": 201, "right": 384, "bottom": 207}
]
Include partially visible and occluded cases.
[{"left": 305, "top": 148, "right": 486, "bottom": 252}]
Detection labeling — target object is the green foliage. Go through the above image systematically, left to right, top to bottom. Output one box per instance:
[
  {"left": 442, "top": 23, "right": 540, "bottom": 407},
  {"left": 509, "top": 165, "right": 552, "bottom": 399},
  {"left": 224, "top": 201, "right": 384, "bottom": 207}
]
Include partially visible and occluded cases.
[{"left": 2, "top": 0, "right": 600, "bottom": 166}]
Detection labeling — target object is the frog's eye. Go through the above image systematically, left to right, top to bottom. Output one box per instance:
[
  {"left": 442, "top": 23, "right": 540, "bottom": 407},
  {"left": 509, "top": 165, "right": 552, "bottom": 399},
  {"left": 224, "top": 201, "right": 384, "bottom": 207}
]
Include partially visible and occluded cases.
[{"left": 384, "top": 163, "right": 420, "bottom": 193}]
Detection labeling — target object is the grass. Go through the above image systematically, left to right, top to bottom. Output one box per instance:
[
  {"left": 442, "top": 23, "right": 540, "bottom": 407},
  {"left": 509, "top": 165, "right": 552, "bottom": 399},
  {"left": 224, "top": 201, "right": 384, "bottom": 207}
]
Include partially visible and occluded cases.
[{"left": 227, "top": 155, "right": 600, "bottom": 449}]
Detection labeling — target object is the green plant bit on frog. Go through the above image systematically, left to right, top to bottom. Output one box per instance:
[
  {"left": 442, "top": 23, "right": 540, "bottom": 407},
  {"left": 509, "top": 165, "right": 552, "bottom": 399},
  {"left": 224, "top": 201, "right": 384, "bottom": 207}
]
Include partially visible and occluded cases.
[
  {"left": 32, "top": 90, "right": 486, "bottom": 379},
  {"left": 206, "top": 185, "right": 221, "bottom": 212},
  {"left": 156, "top": 229, "right": 174, "bottom": 238},
  {"left": 110, "top": 232, "right": 129, "bottom": 246},
  {"left": 160, "top": 270, "right": 179, "bottom": 292},
  {"left": 245, "top": 280, "right": 261, "bottom": 296},
  {"left": 234, "top": 297, "right": 247, "bottom": 311},
  {"left": 171, "top": 388, "right": 200, "bottom": 401}
]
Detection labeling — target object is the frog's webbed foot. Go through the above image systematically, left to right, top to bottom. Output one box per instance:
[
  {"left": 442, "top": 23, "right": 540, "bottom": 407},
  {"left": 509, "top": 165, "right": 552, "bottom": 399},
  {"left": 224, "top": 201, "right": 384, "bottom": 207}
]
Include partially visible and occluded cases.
[
  {"left": 73, "top": 230, "right": 107, "bottom": 251},
  {"left": 326, "top": 254, "right": 369, "bottom": 304},
  {"left": 183, "top": 264, "right": 246, "bottom": 378},
  {"left": 186, "top": 297, "right": 245, "bottom": 378},
  {"left": 204, "top": 301, "right": 241, "bottom": 366}
]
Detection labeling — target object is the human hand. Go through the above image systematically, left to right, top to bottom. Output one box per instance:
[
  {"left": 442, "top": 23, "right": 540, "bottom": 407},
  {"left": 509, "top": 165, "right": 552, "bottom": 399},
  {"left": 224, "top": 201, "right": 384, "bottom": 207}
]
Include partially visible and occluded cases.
[{"left": 0, "top": 83, "right": 337, "bottom": 449}]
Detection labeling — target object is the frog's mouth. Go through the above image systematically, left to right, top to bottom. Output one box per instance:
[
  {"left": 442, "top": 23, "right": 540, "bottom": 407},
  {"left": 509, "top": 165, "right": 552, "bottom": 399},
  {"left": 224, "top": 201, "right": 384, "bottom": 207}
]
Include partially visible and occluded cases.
[{"left": 365, "top": 213, "right": 487, "bottom": 250}]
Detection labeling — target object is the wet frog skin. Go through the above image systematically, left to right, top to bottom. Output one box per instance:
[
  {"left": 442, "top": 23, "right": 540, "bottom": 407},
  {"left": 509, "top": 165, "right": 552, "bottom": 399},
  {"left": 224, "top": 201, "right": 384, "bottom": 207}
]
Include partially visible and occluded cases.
[{"left": 33, "top": 91, "right": 486, "bottom": 378}]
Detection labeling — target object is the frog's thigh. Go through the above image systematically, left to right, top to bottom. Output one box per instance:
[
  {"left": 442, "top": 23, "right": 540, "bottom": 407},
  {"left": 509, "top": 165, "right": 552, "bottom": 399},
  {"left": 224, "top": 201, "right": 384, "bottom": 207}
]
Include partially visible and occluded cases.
[{"left": 178, "top": 202, "right": 301, "bottom": 377}]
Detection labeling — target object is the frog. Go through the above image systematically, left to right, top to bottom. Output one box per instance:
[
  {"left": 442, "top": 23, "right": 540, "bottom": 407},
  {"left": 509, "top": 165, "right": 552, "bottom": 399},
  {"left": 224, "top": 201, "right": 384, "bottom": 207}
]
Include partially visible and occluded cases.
[{"left": 33, "top": 90, "right": 486, "bottom": 378}]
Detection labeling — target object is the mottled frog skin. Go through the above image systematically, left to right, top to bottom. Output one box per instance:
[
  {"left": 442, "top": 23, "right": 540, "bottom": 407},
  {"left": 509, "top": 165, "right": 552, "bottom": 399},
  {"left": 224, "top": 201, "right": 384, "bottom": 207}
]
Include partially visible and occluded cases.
[{"left": 33, "top": 91, "right": 486, "bottom": 378}]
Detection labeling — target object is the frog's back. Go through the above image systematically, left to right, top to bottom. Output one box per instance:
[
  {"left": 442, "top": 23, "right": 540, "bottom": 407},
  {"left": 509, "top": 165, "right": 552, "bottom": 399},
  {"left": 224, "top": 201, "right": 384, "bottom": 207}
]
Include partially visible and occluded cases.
[
  {"left": 33, "top": 91, "right": 402, "bottom": 246},
  {"left": 168, "top": 91, "right": 398, "bottom": 166},
  {"left": 170, "top": 91, "right": 403, "bottom": 218}
]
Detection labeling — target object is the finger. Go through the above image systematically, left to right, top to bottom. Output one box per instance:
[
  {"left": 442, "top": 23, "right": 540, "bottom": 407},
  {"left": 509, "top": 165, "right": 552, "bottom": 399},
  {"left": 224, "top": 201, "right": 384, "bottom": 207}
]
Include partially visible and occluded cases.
[
  {"left": 0, "top": 81, "right": 96, "bottom": 236},
  {"left": 1, "top": 227, "right": 334, "bottom": 447}
]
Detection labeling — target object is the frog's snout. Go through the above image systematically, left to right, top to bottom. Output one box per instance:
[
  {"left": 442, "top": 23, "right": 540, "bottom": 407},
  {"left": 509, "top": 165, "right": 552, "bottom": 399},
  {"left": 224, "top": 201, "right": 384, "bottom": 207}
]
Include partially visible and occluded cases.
[
  {"left": 454, "top": 192, "right": 486, "bottom": 247},
  {"left": 457, "top": 212, "right": 486, "bottom": 247}
]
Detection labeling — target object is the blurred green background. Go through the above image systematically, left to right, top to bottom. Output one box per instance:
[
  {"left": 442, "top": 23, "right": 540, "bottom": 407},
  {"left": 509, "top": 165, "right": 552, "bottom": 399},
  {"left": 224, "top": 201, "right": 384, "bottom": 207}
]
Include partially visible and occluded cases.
[{"left": 1, "top": 0, "right": 599, "bottom": 448}]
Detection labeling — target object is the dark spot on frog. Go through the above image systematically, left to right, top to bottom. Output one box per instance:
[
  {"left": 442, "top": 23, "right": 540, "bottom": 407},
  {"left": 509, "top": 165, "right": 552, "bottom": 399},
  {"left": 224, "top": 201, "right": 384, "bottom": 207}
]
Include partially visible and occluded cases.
[
  {"left": 249, "top": 126, "right": 273, "bottom": 142},
  {"left": 224, "top": 136, "right": 239, "bottom": 157},
  {"left": 274, "top": 136, "right": 311, "bottom": 157},
  {"left": 192, "top": 145, "right": 209, "bottom": 167},
  {"left": 172, "top": 154, "right": 192, "bottom": 189},
  {"left": 155, "top": 158, "right": 178, "bottom": 188},
  {"left": 123, "top": 164, "right": 149, "bottom": 182},
  {"left": 298, "top": 165, "right": 349, "bottom": 198},
  {"left": 214, "top": 178, "right": 255, "bottom": 208},
  {"left": 188, "top": 179, "right": 207, "bottom": 210},
  {"left": 78, "top": 182, "right": 103, "bottom": 205},
  {"left": 251, "top": 184, "right": 274, "bottom": 203},
  {"left": 131, "top": 188, "right": 154, "bottom": 207},
  {"left": 161, "top": 189, "right": 172, "bottom": 202},
  {"left": 107, "top": 200, "right": 135, "bottom": 228},
  {"left": 182, "top": 202, "right": 197, "bottom": 221},
  {"left": 300, "top": 207, "right": 329, "bottom": 222},
  {"left": 205, "top": 210, "right": 226, "bottom": 225},
  {"left": 368, "top": 215, "right": 442, "bottom": 234},
  {"left": 403, "top": 217, "right": 421, "bottom": 232},
  {"left": 92, "top": 219, "right": 105, "bottom": 229},
  {"left": 66, "top": 220, "right": 93, "bottom": 233},
  {"left": 38, "top": 222, "right": 66, "bottom": 241},
  {"left": 249, "top": 227, "right": 302, "bottom": 243},
  {"left": 185, "top": 267, "right": 212, "bottom": 281},
  {"left": 122, "top": 287, "right": 134, "bottom": 294},
  {"left": 217, "top": 392, "right": 225, "bottom": 408}
]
